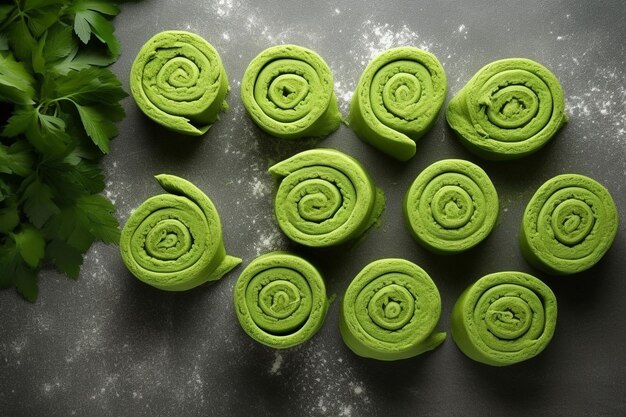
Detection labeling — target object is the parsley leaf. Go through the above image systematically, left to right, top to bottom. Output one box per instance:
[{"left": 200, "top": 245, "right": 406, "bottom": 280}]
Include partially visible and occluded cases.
[
  {"left": 0, "top": 0, "right": 126, "bottom": 301},
  {"left": 72, "top": 0, "right": 121, "bottom": 57},
  {"left": 42, "top": 24, "right": 77, "bottom": 63},
  {"left": 0, "top": 33, "right": 8, "bottom": 50},
  {"left": 53, "top": 47, "right": 116, "bottom": 75},
  {"left": 0, "top": 54, "right": 36, "bottom": 104},
  {"left": 50, "top": 67, "right": 126, "bottom": 152},
  {"left": 53, "top": 67, "right": 127, "bottom": 104},
  {"left": 76, "top": 104, "right": 118, "bottom": 153},
  {"left": 1, "top": 106, "right": 36, "bottom": 137},
  {"left": 26, "top": 110, "right": 75, "bottom": 156},
  {"left": 0, "top": 141, "right": 33, "bottom": 176},
  {"left": 38, "top": 158, "right": 104, "bottom": 200},
  {"left": 19, "top": 173, "right": 60, "bottom": 228},
  {"left": 76, "top": 194, "right": 120, "bottom": 244},
  {"left": 0, "top": 197, "right": 20, "bottom": 233},
  {"left": 43, "top": 207, "right": 93, "bottom": 253},
  {"left": 12, "top": 224, "right": 46, "bottom": 268},
  {"left": 46, "top": 239, "right": 84, "bottom": 278},
  {"left": 0, "top": 244, "right": 40, "bottom": 301},
  {"left": 13, "top": 260, "right": 39, "bottom": 302}
]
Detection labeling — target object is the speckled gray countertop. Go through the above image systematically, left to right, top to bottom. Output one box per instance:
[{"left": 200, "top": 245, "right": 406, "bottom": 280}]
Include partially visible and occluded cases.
[{"left": 1, "top": 0, "right": 625, "bottom": 416}]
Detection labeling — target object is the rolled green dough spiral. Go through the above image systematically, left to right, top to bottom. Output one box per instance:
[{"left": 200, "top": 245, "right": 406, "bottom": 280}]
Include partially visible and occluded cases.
[
  {"left": 130, "top": 30, "right": 229, "bottom": 136},
  {"left": 241, "top": 45, "right": 341, "bottom": 139},
  {"left": 348, "top": 47, "right": 447, "bottom": 161},
  {"left": 446, "top": 58, "right": 567, "bottom": 160},
  {"left": 269, "top": 148, "right": 385, "bottom": 247},
  {"left": 404, "top": 159, "right": 499, "bottom": 254},
  {"left": 520, "top": 174, "right": 618, "bottom": 275},
  {"left": 119, "top": 175, "right": 241, "bottom": 291},
  {"left": 234, "top": 252, "right": 328, "bottom": 348},
  {"left": 339, "top": 259, "right": 446, "bottom": 361},
  {"left": 451, "top": 271, "right": 557, "bottom": 366}
]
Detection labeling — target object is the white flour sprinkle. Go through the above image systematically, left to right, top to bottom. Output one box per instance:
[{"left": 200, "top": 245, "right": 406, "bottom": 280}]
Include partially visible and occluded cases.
[
  {"left": 210, "top": 0, "right": 235, "bottom": 18},
  {"left": 244, "top": 14, "right": 319, "bottom": 44},
  {"left": 332, "top": 20, "right": 442, "bottom": 112},
  {"left": 362, "top": 21, "right": 433, "bottom": 62},
  {"left": 564, "top": 66, "right": 625, "bottom": 141},
  {"left": 334, "top": 80, "right": 353, "bottom": 113},
  {"left": 250, "top": 176, "right": 269, "bottom": 198},
  {"left": 253, "top": 231, "right": 285, "bottom": 256},
  {"left": 64, "top": 311, "right": 110, "bottom": 364},
  {"left": 9, "top": 337, "right": 27, "bottom": 359},
  {"left": 289, "top": 346, "right": 371, "bottom": 415},
  {"left": 269, "top": 352, "right": 283, "bottom": 375},
  {"left": 186, "top": 365, "right": 205, "bottom": 402},
  {"left": 89, "top": 374, "right": 121, "bottom": 400},
  {"left": 42, "top": 381, "right": 61, "bottom": 396},
  {"left": 338, "top": 404, "right": 353, "bottom": 416}
]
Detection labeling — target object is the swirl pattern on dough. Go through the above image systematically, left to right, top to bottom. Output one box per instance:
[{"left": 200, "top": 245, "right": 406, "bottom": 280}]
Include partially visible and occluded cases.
[
  {"left": 130, "top": 30, "right": 229, "bottom": 136},
  {"left": 241, "top": 45, "right": 341, "bottom": 139},
  {"left": 348, "top": 47, "right": 447, "bottom": 161},
  {"left": 446, "top": 58, "right": 567, "bottom": 160},
  {"left": 269, "top": 148, "right": 385, "bottom": 247},
  {"left": 404, "top": 159, "right": 499, "bottom": 253},
  {"left": 520, "top": 174, "right": 618, "bottom": 275},
  {"left": 120, "top": 175, "right": 241, "bottom": 291},
  {"left": 234, "top": 252, "right": 328, "bottom": 348},
  {"left": 339, "top": 259, "right": 446, "bottom": 361},
  {"left": 451, "top": 271, "right": 557, "bottom": 366}
]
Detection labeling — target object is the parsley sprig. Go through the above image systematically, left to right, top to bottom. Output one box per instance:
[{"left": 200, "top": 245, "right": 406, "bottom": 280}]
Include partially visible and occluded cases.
[{"left": 0, "top": 0, "right": 127, "bottom": 301}]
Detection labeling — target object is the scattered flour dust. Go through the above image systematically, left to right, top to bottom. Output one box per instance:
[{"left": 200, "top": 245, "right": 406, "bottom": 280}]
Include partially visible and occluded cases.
[
  {"left": 208, "top": 0, "right": 235, "bottom": 18},
  {"left": 245, "top": 14, "right": 321, "bottom": 45},
  {"left": 334, "top": 20, "right": 440, "bottom": 112},
  {"left": 360, "top": 21, "right": 434, "bottom": 63},
  {"left": 564, "top": 66, "right": 626, "bottom": 141},
  {"left": 250, "top": 176, "right": 269, "bottom": 198},
  {"left": 252, "top": 230, "right": 285, "bottom": 256},
  {"left": 286, "top": 345, "right": 371, "bottom": 416},
  {"left": 269, "top": 351, "right": 283, "bottom": 375},
  {"left": 42, "top": 381, "right": 62, "bottom": 396}
]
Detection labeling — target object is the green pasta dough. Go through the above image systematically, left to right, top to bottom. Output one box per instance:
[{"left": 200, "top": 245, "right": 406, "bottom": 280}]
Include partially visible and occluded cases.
[
  {"left": 130, "top": 30, "right": 229, "bottom": 136},
  {"left": 241, "top": 45, "right": 341, "bottom": 139},
  {"left": 348, "top": 47, "right": 447, "bottom": 161},
  {"left": 447, "top": 58, "right": 567, "bottom": 160},
  {"left": 269, "top": 148, "right": 385, "bottom": 247},
  {"left": 404, "top": 159, "right": 499, "bottom": 254},
  {"left": 520, "top": 174, "right": 618, "bottom": 275},
  {"left": 119, "top": 175, "right": 241, "bottom": 291},
  {"left": 234, "top": 252, "right": 328, "bottom": 348},
  {"left": 340, "top": 259, "right": 446, "bottom": 361},
  {"left": 451, "top": 271, "right": 557, "bottom": 366}
]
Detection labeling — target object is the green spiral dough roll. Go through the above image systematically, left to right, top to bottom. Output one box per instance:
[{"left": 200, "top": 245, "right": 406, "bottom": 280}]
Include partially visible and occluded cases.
[
  {"left": 130, "top": 30, "right": 229, "bottom": 136},
  {"left": 240, "top": 45, "right": 341, "bottom": 139},
  {"left": 348, "top": 47, "right": 447, "bottom": 161},
  {"left": 446, "top": 58, "right": 567, "bottom": 160},
  {"left": 269, "top": 148, "right": 385, "bottom": 247},
  {"left": 404, "top": 159, "right": 499, "bottom": 254},
  {"left": 520, "top": 174, "right": 618, "bottom": 275},
  {"left": 120, "top": 175, "right": 241, "bottom": 291},
  {"left": 234, "top": 252, "right": 328, "bottom": 348},
  {"left": 339, "top": 259, "right": 446, "bottom": 361},
  {"left": 451, "top": 271, "right": 557, "bottom": 366}
]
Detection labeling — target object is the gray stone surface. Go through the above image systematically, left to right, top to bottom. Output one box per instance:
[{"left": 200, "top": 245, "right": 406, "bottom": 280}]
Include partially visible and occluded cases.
[{"left": 1, "top": 0, "right": 625, "bottom": 415}]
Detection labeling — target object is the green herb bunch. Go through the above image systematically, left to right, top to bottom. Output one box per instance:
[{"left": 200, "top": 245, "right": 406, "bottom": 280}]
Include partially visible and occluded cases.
[{"left": 0, "top": 0, "right": 127, "bottom": 301}]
